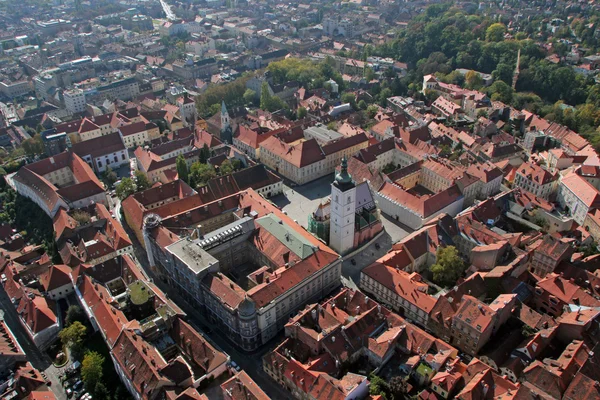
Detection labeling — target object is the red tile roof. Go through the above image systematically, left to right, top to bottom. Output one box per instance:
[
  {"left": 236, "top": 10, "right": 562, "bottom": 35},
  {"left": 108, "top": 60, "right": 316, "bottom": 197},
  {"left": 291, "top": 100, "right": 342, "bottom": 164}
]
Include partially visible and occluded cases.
[
  {"left": 259, "top": 136, "right": 325, "bottom": 168},
  {"left": 516, "top": 162, "right": 557, "bottom": 185},
  {"left": 560, "top": 171, "right": 600, "bottom": 207},
  {"left": 379, "top": 182, "right": 463, "bottom": 218},
  {"left": 362, "top": 262, "right": 436, "bottom": 313},
  {"left": 40, "top": 264, "right": 72, "bottom": 292},
  {"left": 17, "top": 294, "right": 57, "bottom": 334},
  {"left": 220, "top": 371, "right": 270, "bottom": 400}
]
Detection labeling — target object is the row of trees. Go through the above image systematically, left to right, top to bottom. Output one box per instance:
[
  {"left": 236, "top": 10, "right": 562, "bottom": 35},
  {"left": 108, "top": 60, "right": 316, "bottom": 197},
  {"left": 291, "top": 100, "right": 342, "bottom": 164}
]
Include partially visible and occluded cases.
[
  {"left": 195, "top": 73, "right": 255, "bottom": 117},
  {"left": 176, "top": 150, "right": 242, "bottom": 190},
  {"left": 115, "top": 170, "right": 151, "bottom": 200},
  {"left": 0, "top": 185, "right": 59, "bottom": 261},
  {"left": 59, "top": 306, "right": 114, "bottom": 399}
]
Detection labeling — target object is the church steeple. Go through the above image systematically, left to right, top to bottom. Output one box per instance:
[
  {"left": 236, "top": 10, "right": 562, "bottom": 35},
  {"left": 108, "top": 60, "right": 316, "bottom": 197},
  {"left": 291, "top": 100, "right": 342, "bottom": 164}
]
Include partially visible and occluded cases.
[
  {"left": 221, "top": 100, "right": 228, "bottom": 116},
  {"left": 220, "top": 101, "right": 232, "bottom": 144},
  {"left": 333, "top": 157, "right": 355, "bottom": 191}
]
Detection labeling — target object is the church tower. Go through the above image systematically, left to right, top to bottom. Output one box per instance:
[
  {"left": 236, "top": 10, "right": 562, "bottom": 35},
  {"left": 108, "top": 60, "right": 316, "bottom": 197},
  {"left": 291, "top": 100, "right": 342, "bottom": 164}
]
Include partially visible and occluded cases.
[
  {"left": 220, "top": 101, "right": 232, "bottom": 143},
  {"left": 329, "top": 157, "right": 356, "bottom": 255}
]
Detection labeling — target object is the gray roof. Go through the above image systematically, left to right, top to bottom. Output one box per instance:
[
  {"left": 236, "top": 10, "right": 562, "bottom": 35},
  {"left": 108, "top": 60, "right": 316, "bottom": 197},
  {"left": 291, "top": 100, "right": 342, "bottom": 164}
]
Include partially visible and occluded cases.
[
  {"left": 256, "top": 213, "right": 317, "bottom": 260},
  {"left": 166, "top": 238, "right": 219, "bottom": 275}
]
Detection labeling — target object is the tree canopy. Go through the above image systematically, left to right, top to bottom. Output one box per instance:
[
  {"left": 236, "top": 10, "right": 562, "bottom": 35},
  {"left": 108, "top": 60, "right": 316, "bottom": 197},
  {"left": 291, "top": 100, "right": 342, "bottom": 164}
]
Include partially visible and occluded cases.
[
  {"left": 176, "top": 155, "right": 189, "bottom": 184},
  {"left": 189, "top": 162, "right": 216, "bottom": 188},
  {"left": 134, "top": 170, "right": 151, "bottom": 191},
  {"left": 115, "top": 178, "right": 136, "bottom": 200},
  {"left": 431, "top": 246, "right": 466, "bottom": 287},
  {"left": 59, "top": 321, "right": 87, "bottom": 352},
  {"left": 81, "top": 351, "right": 104, "bottom": 393}
]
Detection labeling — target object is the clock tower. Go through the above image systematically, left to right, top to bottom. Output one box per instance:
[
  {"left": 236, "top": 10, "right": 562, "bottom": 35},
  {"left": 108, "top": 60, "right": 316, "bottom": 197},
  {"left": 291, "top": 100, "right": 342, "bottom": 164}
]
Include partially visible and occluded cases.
[{"left": 329, "top": 157, "right": 356, "bottom": 255}]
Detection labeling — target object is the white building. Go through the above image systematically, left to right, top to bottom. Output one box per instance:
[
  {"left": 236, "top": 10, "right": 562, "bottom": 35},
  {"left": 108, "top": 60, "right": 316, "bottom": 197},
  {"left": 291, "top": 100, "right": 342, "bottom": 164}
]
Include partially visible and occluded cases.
[
  {"left": 64, "top": 88, "right": 86, "bottom": 114},
  {"left": 71, "top": 132, "right": 130, "bottom": 174},
  {"left": 329, "top": 158, "right": 357, "bottom": 255}
]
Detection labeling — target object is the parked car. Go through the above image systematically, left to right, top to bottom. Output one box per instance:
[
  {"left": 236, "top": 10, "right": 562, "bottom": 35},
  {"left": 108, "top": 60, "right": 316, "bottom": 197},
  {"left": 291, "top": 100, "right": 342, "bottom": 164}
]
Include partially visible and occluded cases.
[
  {"left": 229, "top": 361, "right": 241, "bottom": 372},
  {"left": 72, "top": 380, "right": 83, "bottom": 392}
]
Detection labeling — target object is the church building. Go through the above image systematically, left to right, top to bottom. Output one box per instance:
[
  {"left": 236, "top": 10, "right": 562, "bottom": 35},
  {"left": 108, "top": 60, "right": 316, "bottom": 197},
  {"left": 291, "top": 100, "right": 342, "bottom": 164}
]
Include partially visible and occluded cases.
[{"left": 309, "top": 158, "right": 384, "bottom": 255}]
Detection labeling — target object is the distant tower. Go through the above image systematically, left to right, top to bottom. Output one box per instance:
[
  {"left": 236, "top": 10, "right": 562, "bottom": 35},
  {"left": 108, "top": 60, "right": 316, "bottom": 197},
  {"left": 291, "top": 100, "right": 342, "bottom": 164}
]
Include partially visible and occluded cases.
[
  {"left": 512, "top": 48, "right": 521, "bottom": 90},
  {"left": 220, "top": 101, "right": 232, "bottom": 143},
  {"left": 329, "top": 157, "right": 356, "bottom": 255}
]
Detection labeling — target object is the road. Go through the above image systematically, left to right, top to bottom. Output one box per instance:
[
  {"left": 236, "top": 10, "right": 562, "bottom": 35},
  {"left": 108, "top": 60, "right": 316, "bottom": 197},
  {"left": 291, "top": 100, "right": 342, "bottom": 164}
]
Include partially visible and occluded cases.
[
  {"left": 159, "top": 0, "right": 176, "bottom": 20},
  {"left": 116, "top": 176, "right": 413, "bottom": 398},
  {"left": 271, "top": 176, "right": 411, "bottom": 244},
  {"left": 128, "top": 232, "right": 292, "bottom": 399},
  {"left": 0, "top": 287, "right": 67, "bottom": 400}
]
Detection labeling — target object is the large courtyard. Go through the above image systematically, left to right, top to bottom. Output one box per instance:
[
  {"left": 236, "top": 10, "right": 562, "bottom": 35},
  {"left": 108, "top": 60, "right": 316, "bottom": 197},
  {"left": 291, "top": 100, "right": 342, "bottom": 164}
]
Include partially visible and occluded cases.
[{"left": 270, "top": 174, "right": 412, "bottom": 244}]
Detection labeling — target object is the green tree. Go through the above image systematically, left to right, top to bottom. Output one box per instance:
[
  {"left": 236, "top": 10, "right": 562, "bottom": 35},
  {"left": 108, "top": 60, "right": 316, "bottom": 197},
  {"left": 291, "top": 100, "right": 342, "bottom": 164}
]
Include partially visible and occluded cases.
[
  {"left": 486, "top": 23, "right": 506, "bottom": 42},
  {"left": 492, "top": 63, "right": 514, "bottom": 85},
  {"left": 365, "top": 66, "right": 376, "bottom": 81},
  {"left": 486, "top": 80, "right": 513, "bottom": 104},
  {"left": 260, "top": 81, "right": 272, "bottom": 111},
  {"left": 243, "top": 89, "right": 256, "bottom": 105},
  {"left": 341, "top": 92, "right": 356, "bottom": 109},
  {"left": 358, "top": 100, "right": 368, "bottom": 110},
  {"left": 366, "top": 105, "right": 379, "bottom": 119},
  {"left": 297, "top": 106, "right": 308, "bottom": 119},
  {"left": 22, "top": 135, "right": 44, "bottom": 157},
  {"left": 200, "top": 143, "right": 211, "bottom": 164},
  {"left": 176, "top": 155, "right": 189, "bottom": 183},
  {"left": 231, "top": 158, "right": 242, "bottom": 170},
  {"left": 219, "top": 160, "right": 235, "bottom": 175},
  {"left": 189, "top": 162, "right": 216, "bottom": 187},
  {"left": 103, "top": 167, "right": 118, "bottom": 187},
  {"left": 134, "top": 170, "right": 151, "bottom": 191},
  {"left": 115, "top": 178, "right": 137, "bottom": 200},
  {"left": 72, "top": 210, "right": 91, "bottom": 225},
  {"left": 431, "top": 246, "right": 466, "bottom": 287},
  {"left": 65, "top": 305, "right": 85, "bottom": 327},
  {"left": 59, "top": 321, "right": 86, "bottom": 353},
  {"left": 81, "top": 351, "right": 104, "bottom": 392},
  {"left": 369, "top": 373, "right": 389, "bottom": 398},
  {"left": 389, "top": 376, "right": 408, "bottom": 400},
  {"left": 92, "top": 381, "right": 110, "bottom": 400}
]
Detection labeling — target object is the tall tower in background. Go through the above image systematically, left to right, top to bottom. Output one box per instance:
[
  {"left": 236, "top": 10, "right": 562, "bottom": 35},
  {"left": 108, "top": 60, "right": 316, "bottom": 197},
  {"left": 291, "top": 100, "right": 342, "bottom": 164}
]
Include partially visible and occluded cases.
[
  {"left": 512, "top": 48, "right": 521, "bottom": 90},
  {"left": 220, "top": 101, "right": 232, "bottom": 143},
  {"left": 329, "top": 157, "right": 356, "bottom": 255}
]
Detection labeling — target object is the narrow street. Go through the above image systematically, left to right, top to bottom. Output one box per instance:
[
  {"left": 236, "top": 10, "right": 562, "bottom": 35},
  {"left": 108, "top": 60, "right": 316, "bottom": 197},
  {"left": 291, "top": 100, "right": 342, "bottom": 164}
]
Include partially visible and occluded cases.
[
  {"left": 129, "top": 237, "right": 292, "bottom": 400},
  {"left": 0, "top": 286, "right": 66, "bottom": 400}
]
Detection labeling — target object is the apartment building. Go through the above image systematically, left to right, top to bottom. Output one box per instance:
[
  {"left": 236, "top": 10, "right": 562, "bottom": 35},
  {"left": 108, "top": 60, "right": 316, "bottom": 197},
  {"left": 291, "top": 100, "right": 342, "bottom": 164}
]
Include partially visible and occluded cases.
[
  {"left": 63, "top": 88, "right": 86, "bottom": 114},
  {"left": 119, "top": 121, "right": 158, "bottom": 148},
  {"left": 71, "top": 132, "right": 129, "bottom": 173},
  {"left": 259, "top": 133, "right": 368, "bottom": 185},
  {"left": 7, "top": 152, "right": 107, "bottom": 218},
  {"left": 514, "top": 163, "right": 558, "bottom": 200},
  {"left": 557, "top": 171, "right": 600, "bottom": 225},
  {"left": 141, "top": 189, "right": 342, "bottom": 351},
  {"left": 53, "top": 204, "right": 133, "bottom": 267},
  {"left": 74, "top": 255, "right": 229, "bottom": 400},
  {"left": 360, "top": 261, "right": 436, "bottom": 327},
  {"left": 263, "top": 288, "right": 460, "bottom": 400},
  {"left": 450, "top": 294, "right": 516, "bottom": 355}
]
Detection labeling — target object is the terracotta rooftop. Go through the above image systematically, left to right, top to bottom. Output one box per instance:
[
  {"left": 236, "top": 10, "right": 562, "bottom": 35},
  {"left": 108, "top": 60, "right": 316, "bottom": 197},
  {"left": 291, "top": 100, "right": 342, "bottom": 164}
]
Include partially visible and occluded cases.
[
  {"left": 362, "top": 262, "right": 436, "bottom": 313},
  {"left": 220, "top": 371, "right": 270, "bottom": 400}
]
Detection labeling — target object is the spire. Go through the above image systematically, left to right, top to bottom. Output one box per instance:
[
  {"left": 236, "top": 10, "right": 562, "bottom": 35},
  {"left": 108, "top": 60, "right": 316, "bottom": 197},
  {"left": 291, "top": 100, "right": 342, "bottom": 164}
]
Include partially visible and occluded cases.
[
  {"left": 221, "top": 101, "right": 228, "bottom": 115},
  {"left": 334, "top": 156, "right": 354, "bottom": 188}
]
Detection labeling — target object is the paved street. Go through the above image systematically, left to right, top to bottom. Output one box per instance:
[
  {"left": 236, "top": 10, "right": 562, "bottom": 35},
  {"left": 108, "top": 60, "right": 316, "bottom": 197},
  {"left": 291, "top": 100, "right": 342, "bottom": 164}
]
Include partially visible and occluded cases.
[
  {"left": 114, "top": 174, "right": 414, "bottom": 399},
  {"left": 270, "top": 174, "right": 335, "bottom": 228},
  {"left": 128, "top": 234, "right": 292, "bottom": 400},
  {"left": 0, "top": 286, "right": 66, "bottom": 400}
]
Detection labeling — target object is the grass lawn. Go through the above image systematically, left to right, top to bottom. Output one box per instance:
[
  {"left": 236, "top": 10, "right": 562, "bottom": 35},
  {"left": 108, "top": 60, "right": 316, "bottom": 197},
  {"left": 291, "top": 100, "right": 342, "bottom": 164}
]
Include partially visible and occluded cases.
[{"left": 84, "top": 332, "right": 128, "bottom": 398}]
